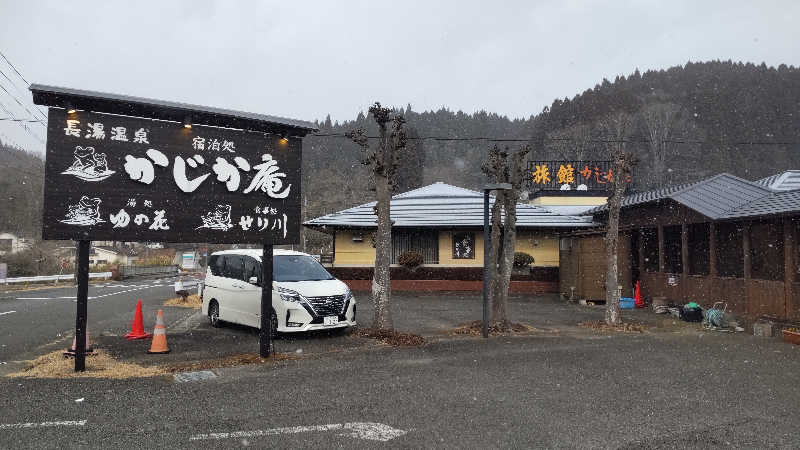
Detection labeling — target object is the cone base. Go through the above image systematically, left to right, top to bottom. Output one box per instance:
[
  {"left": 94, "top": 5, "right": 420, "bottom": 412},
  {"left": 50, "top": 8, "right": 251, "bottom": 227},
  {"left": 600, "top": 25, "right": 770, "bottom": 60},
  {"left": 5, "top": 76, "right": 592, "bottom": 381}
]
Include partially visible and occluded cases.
[
  {"left": 124, "top": 332, "right": 152, "bottom": 340},
  {"left": 146, "top": 349, "right": 170, "bottom": 354}
]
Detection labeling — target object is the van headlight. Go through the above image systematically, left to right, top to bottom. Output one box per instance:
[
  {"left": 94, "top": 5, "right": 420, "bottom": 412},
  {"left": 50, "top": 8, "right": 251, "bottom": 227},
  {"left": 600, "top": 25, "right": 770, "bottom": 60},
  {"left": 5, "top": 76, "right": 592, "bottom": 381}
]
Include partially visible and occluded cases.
[{"left": 276, "top": 286, "right": 305, "bottom": 303}]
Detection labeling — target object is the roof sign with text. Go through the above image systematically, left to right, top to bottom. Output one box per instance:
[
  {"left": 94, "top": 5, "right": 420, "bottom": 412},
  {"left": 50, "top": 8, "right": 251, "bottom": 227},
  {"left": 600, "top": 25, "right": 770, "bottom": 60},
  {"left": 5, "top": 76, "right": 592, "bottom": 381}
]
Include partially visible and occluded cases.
[{"left": 527, "top": 160, "right": 631, "bottom": 191}]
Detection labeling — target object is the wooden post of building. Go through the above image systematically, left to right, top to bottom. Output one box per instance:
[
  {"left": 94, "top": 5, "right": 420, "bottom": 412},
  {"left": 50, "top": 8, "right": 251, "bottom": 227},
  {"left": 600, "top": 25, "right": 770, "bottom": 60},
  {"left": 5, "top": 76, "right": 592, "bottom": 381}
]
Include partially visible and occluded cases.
[
  {"left": 784, "top": 218, "right": 795, "bottom": 321},
  {"left": 709, "top": 222, "right": 718, "bottom": 278},
  {"left": 742, "top": 222, "right": 752, "bottom": 315},
  {"left": 743, "top": 223, "right": 752, "bottom": 280},
  {"left": 681, "top": 224, "right": 689, "bottom": 300},
  {"left": 657, "top": 225, "right": 665, "bottom": 273},
  {"left": 637, "top": 229, "right": 645, "bottom": 280}
]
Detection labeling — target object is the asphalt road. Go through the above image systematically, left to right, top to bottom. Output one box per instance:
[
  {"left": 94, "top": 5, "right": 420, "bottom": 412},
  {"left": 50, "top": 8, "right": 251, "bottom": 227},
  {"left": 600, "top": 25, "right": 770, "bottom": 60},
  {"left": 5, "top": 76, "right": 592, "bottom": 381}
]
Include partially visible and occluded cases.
[
  {"left": 0, "top": 277, "right": 188, "bottom": 363},
  {"left": 1, "top": 291, "right": 799, "bottom": 448},
  {"left": 1, "top": 330, "right": 799, "bottom": 448}
]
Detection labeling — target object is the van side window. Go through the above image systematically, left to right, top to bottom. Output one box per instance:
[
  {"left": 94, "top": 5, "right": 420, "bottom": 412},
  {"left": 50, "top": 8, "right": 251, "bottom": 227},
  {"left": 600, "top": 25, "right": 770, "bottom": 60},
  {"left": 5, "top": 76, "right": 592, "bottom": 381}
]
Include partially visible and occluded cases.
[
  {"left": 209, "top": 255, "right": 225, "bottom": 276},
  {"left": 223, "top": 255, "right": 244, "bottom": 280},
  {"left": 243, "top": 257, "right": 261, "bottom": 284}
]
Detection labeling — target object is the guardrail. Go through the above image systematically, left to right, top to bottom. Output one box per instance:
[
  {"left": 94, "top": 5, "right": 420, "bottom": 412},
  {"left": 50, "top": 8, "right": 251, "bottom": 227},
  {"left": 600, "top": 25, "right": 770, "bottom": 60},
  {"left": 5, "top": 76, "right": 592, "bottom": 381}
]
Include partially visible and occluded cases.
[
  {"left": 120, "top": 265, "right": 179, "bottom": 279},
  {"left": 1, "top": 272, "right": 112, "bottom": 285}
]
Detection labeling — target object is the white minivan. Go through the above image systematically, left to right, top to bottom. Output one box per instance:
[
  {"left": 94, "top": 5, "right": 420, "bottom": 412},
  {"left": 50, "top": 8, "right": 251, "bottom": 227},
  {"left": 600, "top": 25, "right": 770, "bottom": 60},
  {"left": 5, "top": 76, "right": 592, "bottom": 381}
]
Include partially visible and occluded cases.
[{"left": 200, "top": 249, "right": 356, "bottom": 334}]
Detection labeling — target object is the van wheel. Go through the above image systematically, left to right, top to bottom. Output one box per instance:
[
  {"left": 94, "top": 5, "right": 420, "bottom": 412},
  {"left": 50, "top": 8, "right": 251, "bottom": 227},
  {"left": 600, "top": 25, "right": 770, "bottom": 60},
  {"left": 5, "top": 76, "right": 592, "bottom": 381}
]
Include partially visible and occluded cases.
[{"left": 209, "top": 301, "right": 221, "bottom": 328}]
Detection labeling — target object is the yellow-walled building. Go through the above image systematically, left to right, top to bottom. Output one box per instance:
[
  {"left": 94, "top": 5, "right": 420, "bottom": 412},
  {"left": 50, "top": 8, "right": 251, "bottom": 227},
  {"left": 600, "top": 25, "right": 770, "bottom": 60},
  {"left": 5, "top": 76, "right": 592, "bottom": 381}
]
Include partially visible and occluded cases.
[{"left": 304, "top": 183, "right": 599, "bottom": 268}]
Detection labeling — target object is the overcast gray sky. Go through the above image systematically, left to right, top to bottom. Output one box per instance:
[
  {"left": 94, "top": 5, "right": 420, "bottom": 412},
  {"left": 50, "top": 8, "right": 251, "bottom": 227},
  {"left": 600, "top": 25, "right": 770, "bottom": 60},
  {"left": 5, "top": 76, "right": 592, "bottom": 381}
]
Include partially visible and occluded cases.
[{"left": 1, "top": 0, "right": 798, "bottom": 153}]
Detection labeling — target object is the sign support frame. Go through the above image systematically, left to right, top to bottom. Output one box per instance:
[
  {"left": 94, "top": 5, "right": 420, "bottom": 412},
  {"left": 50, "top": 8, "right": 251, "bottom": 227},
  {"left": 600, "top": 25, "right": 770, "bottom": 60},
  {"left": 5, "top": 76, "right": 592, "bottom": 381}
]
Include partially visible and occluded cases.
[
  {"left": 74, "top": 239, "right": 90, "bottom": 372},
  {"left": 260, "top": 244, "right": 274, "bottom": 358}
]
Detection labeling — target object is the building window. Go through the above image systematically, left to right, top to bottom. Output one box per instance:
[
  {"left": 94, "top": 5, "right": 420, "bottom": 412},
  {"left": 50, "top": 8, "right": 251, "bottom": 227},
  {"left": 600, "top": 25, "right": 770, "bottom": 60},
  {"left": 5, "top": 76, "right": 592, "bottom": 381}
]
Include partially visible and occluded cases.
[
  {"left": 751, "top": 221, "right": 784, "bottom": 281},
  {"left": 716, "top": 222, "right": 743, "bottom": 278},
  {"left": 688, "top": 223, "right": 710, "bottom": 275},
  {"left": 663, "top": 225, "right": 682, "bottom": 274},
  {"left": 641, "top": 228, "right": 659, "bottom": 272},
  {"left": 391, "top": 230, "right": 439, "bottom": 264},
  {"left": 452, "top": 233, "right": 475, "bottom": 259}
]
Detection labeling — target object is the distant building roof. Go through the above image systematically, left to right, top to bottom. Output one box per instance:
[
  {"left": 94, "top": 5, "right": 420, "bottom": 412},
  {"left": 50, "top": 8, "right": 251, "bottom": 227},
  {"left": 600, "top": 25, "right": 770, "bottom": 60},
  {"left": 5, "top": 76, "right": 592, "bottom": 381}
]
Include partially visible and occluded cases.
[
  {"left": 755, "top": 170, "right": 800, "bottom": 192},
  {"left": 587, "top": 171, "right": 800, "bottom": 220},
  {"left": 304, "top": 182, "right": 595, "bottom": 230}
]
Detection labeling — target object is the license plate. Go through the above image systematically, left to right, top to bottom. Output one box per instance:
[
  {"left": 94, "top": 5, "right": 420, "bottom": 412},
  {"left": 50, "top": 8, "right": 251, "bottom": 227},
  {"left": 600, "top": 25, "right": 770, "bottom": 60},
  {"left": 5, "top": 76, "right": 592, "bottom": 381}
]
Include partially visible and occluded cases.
[{"left": 323, "top": 316, "right": 339, "bottom": 326}]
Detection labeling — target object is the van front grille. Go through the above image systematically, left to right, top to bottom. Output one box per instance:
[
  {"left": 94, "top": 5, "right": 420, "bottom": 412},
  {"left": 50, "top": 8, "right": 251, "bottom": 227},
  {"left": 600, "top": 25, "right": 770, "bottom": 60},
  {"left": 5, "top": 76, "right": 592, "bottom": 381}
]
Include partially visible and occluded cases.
[{"left": 306, "top": 295, "right": 346, "bottom": 317}]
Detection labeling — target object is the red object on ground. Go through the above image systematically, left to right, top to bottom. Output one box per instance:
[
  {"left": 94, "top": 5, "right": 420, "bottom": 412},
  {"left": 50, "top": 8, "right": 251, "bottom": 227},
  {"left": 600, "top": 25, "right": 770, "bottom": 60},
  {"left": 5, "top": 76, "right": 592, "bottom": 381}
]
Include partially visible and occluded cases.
[
  {"left": 634, "top": 281, "right": 645, "bottom": 308},
  {"left": 125, "top": 299, "right": 152, "bottom": 340}
]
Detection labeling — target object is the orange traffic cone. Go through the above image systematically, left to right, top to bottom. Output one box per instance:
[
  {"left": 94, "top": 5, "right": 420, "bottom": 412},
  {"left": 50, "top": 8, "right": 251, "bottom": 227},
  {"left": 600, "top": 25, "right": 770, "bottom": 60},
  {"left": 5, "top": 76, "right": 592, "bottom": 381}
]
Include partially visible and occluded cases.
[
  {"left": 634, "top": 281, "right": 645, "bottom": 308},
  {"left": 125, "top": 299, "right": 152, "bottom": 340},
  {"left": 147, "top": 309, "right": 170, "bottom": 354},
  {"left": 64, "top": 327, "right": 94, "bottom": 356}
]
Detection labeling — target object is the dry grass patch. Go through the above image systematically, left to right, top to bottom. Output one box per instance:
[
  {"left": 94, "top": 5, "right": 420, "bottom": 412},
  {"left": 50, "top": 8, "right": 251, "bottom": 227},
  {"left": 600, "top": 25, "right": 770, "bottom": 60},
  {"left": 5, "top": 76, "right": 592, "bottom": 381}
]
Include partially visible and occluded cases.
[
  {"left": 164, "top": 294, "right": 202, "bottom": 308},
  {"left": 450, "top": 320, "right": 537, "bottom": 336},
  {"left": 579, "top": 320, "right": 647, "bottom": 333},
  {"left": 356, "top": 328, "right": 425, "bottom": 346},
  {"left": 8, "top": 350, "right": 166, "bottom": 379},
  {"left": 165, "top": 352, "right": 297, "bottom": 373}
]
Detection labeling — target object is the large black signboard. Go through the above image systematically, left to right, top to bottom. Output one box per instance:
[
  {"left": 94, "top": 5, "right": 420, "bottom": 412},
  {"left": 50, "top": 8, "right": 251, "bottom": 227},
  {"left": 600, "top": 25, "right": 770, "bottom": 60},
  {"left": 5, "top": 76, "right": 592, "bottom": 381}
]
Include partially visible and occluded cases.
[
  {"left": 43, "top": 108, "right": 300, "bottom": 244},
  {"left": 527, "top": 160, "right": 631, "bottom": 191}
]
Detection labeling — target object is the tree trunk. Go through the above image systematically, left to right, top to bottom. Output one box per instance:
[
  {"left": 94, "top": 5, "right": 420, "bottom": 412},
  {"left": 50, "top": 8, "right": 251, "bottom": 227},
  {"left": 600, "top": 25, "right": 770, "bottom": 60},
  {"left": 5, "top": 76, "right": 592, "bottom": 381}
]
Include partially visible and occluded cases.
[
  {"left": 604, "top": 169, "right": 626, "bottom": 326},
  {"left": 372, "top": 172, "right": 393, "bottom": 330},
  {"left": 494, "top": 193, "right": 517, "bottom": 330}
]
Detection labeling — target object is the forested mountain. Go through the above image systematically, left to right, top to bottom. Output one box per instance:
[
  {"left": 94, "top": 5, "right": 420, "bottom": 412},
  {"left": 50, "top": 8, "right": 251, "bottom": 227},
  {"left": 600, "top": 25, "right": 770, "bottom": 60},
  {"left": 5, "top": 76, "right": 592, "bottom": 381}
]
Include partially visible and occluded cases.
[
  {"left": 303, "top": 60, "right": 800, "bottom": 227},
  {"left": 0, "top": 142, "right": 44, "bottom": 237}
]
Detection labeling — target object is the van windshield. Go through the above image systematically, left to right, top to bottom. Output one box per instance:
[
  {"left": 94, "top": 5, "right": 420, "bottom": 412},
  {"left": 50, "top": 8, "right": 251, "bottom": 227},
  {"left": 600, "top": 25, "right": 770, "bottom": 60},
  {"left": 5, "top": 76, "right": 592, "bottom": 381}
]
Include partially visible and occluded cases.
[{"left": 273, "top": 255, "right": 334, "bottom": 282}]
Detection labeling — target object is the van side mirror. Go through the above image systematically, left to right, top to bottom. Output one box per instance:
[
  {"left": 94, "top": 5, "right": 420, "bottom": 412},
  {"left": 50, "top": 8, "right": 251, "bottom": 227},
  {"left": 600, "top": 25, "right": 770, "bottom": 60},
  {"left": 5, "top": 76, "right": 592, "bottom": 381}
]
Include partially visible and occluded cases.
[{"left": 248, "top": 276, "right": 259, "bottom": 285}]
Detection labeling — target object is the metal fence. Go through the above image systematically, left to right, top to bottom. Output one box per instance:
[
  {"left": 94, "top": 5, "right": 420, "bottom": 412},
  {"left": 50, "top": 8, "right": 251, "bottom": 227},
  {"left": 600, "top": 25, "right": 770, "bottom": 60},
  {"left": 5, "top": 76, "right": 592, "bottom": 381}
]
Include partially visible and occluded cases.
[
  {"left": 120, "top": 265, "right": 179, "bottom": 279},
  {"left": 2, "top": 272, "right": 112, "bottom": 285}
]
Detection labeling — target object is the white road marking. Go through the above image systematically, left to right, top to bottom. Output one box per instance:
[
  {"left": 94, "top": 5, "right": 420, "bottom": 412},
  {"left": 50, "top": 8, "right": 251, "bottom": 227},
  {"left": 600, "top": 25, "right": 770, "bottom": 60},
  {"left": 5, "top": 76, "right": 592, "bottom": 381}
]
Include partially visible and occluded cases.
[
  {"left": 17, "top": 283, "right": 170, "bottom": 301},
  {"left": 0, "top": 311, "right": 16, "bottom": 316},
  {"left": 0, "top": 420, "right": 87, "bottom": 430},
  {"left": 189, "top": 422, "right": 407, "bottom": 442}
]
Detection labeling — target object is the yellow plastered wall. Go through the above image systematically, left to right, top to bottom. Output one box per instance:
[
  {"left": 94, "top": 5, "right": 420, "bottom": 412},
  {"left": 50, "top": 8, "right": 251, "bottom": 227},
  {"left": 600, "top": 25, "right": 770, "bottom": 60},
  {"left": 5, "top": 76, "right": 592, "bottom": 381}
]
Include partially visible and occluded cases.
[
  {"left": 530, "top": 196, "right": 607, "bottom": 206},
  {"left": 332, "top": 229, "right": 560, "bottom": 267},
  {"left": 438, "top": 230, "right": 559, "bottom": 267},
  {"left": 515, "top": 230, "right": 560, "bottom": 267},
  {"left": 333, "top": 231, "right": 376, "bottom": 265},
  {"left": 438, "top": 231, "right": 485, "bottom": 266}
]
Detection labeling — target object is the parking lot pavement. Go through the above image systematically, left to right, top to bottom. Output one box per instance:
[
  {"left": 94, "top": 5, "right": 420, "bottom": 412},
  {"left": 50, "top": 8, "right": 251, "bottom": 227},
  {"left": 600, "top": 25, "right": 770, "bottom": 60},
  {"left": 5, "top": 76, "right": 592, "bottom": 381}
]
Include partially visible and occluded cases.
[
  {"left": 3, "top": 291, "right": 800, "bottom": 448},
  {"left": 2, "top": 320, "right": 799, "bottom": 449}
]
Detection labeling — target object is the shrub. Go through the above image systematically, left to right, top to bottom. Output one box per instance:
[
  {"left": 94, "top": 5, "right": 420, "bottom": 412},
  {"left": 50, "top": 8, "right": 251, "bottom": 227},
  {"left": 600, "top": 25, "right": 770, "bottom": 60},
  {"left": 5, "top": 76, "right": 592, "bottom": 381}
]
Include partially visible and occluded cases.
[
  {"left": 397, "top": 250, "right": 424, "bottom": 269},
  {"left": 513, "top": 252, "right": 534, "bottom": 268}
]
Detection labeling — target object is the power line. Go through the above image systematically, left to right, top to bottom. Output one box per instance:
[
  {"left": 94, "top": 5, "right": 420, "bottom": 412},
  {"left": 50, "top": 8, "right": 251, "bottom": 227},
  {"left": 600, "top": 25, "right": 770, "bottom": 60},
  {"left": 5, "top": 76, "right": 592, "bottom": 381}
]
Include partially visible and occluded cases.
[
  {"left": 0, "top": 50, "right": 48, "bottom": 119},
  {"left": 0, "top": 71, "right": 47, "bottom": 122},
  {"left": 0, "top": 80, "right": 47, "bottom": 126},
  {"left": 0, "top": 101, "right": 45, "bottom": 144},
  {"left": 0, "top": 116, "right": 796, "bottom": 146},
  {"left": 0, "top": 117, "right": 42, "bottom": 123},
  {"left": 308, "top": 132, "right": 800, "bottom": 146}
]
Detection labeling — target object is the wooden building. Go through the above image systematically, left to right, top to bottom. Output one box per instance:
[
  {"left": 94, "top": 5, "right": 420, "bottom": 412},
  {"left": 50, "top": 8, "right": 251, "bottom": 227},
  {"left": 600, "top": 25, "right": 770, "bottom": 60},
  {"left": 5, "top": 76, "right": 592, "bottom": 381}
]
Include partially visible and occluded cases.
[{"left": 560, "top": 171, "right": 800, "bottom": 323}]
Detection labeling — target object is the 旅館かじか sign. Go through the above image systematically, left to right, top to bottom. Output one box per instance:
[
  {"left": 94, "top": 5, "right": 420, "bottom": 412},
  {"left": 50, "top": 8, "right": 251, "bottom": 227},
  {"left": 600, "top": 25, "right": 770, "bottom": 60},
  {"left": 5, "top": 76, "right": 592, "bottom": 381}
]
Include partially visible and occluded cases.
[{"left": 42, "top": 109, "right": 300, "bottom": 244}]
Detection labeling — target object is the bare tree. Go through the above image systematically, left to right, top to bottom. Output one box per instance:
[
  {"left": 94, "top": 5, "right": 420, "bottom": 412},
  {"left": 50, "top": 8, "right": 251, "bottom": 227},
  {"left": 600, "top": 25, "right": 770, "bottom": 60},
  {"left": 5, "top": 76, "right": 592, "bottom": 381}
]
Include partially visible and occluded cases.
[
  {"left": 640, "top": 102, "right": 681, "bottom": 188},
  {"left": 346, "top": 103, "right": 407, "bottom": 330},
  {"left": 600, "top": 113, "right": 636, "bottom": 326},
  {"left": 546, "top": 123, "right": 596, "bottom": 161},
  {"left": 481, "top": 145, "right": 531, "bottom": 330}
]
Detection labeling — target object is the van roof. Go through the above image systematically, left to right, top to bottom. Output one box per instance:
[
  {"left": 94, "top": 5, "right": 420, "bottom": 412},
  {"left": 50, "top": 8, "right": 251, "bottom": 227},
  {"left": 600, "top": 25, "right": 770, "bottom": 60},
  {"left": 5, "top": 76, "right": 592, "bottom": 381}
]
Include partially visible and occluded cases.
[{"left": 210, "top": 248, "right": 309, "bottom": 259}]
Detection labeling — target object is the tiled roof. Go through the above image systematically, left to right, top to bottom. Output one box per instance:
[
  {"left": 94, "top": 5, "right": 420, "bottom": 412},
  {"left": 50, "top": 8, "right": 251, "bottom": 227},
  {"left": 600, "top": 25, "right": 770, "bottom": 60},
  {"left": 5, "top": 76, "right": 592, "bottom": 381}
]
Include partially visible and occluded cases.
[
  {"left": 755, "top": 170, "right": 800, "bottom": 192},
  {"left": 586, "top": 171, "right": 800, "bottom": 220},
  {"left": 304, "top": 182, "right": 596, "bottom": 229}
]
